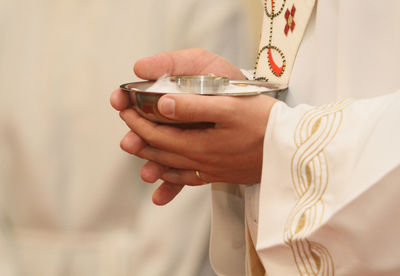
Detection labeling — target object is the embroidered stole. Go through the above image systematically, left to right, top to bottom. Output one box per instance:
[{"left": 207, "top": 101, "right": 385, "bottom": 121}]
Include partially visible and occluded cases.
[
  {"left": 246, "top": 0, "right": 317, "bottom": 275},
  {"left": 254, "top": 0, "right": 316, "bottom": 85}
]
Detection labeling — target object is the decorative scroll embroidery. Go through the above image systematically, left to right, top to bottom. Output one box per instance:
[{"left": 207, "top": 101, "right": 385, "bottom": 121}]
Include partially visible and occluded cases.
[
  {"left": 253, "top": 0, "right": 316, "bottom": 85},
  {"left": 254, "top": 0, "right": 287, "bottom": 80},
  {"left": 284, "top": 5, "right": 296, "bottom": 36},
  {"left": 284, "top": 99, "right": 353, "bottom": 276}
]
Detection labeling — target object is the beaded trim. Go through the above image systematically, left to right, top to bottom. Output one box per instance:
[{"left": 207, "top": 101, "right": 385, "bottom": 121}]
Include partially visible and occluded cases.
[{"left": 254, "top": 0, "right": 288, "bottom": 80}]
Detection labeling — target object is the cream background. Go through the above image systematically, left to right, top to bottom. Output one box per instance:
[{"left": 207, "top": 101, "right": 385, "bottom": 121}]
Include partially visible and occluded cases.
[{"left": 0, "top": 0, "right": 260, "bottom": 275}]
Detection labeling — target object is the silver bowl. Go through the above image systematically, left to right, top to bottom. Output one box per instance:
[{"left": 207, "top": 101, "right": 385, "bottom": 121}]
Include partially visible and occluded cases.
[{"left": 120, "top": 76, "right": 287, "bottom": 124}]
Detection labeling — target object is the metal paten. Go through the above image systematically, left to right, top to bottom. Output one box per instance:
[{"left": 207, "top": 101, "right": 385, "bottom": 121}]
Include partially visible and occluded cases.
[
  {"left": 120, "top": 75, "right": 288, "bottom": 124},
  {"left": 173, "top": 75, "right": 229, "bottom": 93}
]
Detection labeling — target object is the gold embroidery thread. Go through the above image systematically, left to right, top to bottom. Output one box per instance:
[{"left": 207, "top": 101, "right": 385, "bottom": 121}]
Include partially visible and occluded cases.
[{"left": 284, "top": 99, "right": 352, "bottom": 276}]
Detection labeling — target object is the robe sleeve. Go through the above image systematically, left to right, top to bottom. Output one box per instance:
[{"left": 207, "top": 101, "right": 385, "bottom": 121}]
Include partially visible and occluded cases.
[{"left": 246, "top": 91, "right": 400, "bottom": 275}]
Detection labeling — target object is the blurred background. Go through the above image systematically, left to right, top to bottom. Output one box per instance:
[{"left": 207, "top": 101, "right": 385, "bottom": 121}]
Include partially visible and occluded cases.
[{"left": 0, "top": 0, "right": 261, "bottom": 275}]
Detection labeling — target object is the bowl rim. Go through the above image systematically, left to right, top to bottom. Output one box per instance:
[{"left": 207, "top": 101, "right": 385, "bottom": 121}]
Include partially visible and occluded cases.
[{"left": 120, "top": 79, "right": 288, "bottom": 97}]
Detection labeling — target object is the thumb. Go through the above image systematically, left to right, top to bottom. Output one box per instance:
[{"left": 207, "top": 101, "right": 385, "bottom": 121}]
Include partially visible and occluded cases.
[{"left": 158, "top": 94, "right": 235, "bottom": 123}]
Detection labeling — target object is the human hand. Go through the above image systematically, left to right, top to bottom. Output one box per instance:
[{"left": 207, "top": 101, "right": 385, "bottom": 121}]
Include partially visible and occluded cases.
[
  {"left": 110, "top": 48, "right": 246, "bottom": 111},
  {"left": 111, "top": 48, "right": 252, "bottom": 205},
  {"left": 111, "top": 49, "right": 279, "bottom": 205},
  {"left": 118, "top": 93, "right": 278, "bottom": 205}
]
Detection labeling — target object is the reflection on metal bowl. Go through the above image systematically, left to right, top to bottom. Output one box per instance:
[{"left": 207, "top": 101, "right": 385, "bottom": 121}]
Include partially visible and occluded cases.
[{"left": 120, "top": 76, "right": 288, "bottom": 124}]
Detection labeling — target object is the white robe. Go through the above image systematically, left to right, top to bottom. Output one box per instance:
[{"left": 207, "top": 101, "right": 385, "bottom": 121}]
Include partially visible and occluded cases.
[{"left": 211, "top": 0, "right": 400, "bottom": 275}]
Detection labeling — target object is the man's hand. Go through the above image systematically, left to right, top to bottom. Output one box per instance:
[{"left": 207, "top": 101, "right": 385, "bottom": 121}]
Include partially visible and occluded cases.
[
  {"left": 110, "top": 48, "right": 278, "bottom": 205},
  {"left": 110, "top": 48, "right": 245, "bottom": 111},
  {"left": 119, "top": 93, "right": 277, "bottom": 180}
]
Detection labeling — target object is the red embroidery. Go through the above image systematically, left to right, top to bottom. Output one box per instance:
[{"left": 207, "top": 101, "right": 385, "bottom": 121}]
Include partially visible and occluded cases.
[
  {"left": 255, "top": 0, "right": 287, "bottom": 80},
  {"left": 284, "top": 5, "right": 296, "bottom": 36},
  {"left": 268, "top": 48, "right": 284, "bottom": 76}
]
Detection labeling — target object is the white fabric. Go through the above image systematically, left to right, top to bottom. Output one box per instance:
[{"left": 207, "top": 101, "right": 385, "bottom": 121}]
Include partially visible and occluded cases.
[
  {"left": 0, "top": 0, "right": 256, "bottom": 275},
  {"left": 211, "top": 0, "right": 400, "bottom": 275},
  {"left": 240, "top": 69, "right": 255, "bottom": 80},
  {"left": 252, "top": 94, "right": 400, "bottom": 275},
  {"left": 210, "top": 184, "right": 246, "bottom": 276}
]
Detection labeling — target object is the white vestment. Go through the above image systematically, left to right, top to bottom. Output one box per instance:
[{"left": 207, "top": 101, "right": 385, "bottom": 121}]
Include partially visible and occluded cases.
[{"left": 211, "top": 1, "right": 400, "bottom": 275}]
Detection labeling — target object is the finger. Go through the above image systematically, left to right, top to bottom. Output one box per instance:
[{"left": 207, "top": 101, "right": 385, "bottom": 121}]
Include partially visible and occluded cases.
[
  {"left": 134, "top": 48, "right": 245, "bottom": 80},
  {"left": 134, "top": 49, "right": 217, "bottom": 80},
  {"left": 110, "top": 89, "right": 130, "bottom": 111},
  {"left": 158, "top": 94, "right": 239, "bottom": 124},
  {"left": 120, "top": 108, "right": 209, "bottom": 156},
  {"left": 120, "top": 129, "right": 200, "bottom": 169},
  {"left": 120, "top": 131, "right": 147, "bottom": 155},
  {"left": 121, "top": 131, "right": 200, "bottom": 180},
  {"left": 136, "top": 144, "right": 200, "bottom": 170},
  {"left": 140, "top": 161, "right": 168, "bottom": 183},
  {"left": 160, "top": 168, "right": 215, "bottom": 186},
  {"left": 152, "top": 181, "right": 185, "bottom": 206}
]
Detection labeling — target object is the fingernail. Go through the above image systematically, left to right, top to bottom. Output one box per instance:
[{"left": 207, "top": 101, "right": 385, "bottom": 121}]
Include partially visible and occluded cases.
[{"left": 159, "top": 97, "right": 175, "bottom": 117}]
